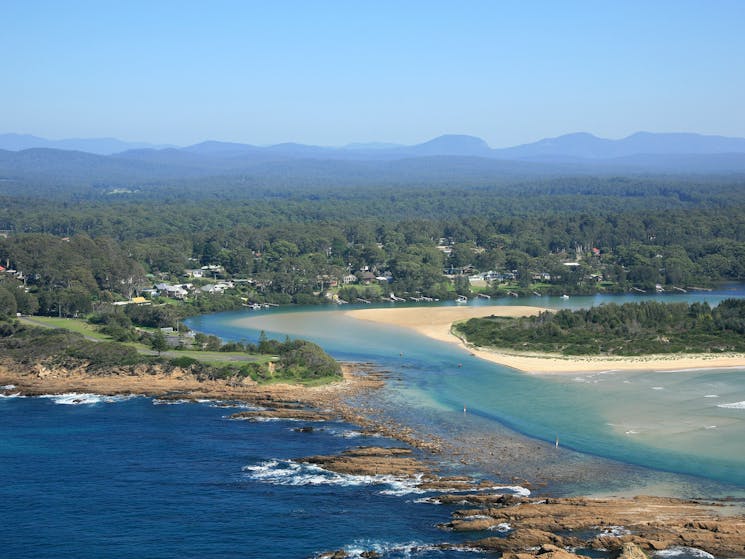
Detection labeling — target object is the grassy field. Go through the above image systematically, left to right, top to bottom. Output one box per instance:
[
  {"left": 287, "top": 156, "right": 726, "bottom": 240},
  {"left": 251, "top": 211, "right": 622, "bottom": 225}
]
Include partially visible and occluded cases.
[
  {"left": 20, "top": 316, "right": 274, "bottom": 364},
  {"left": 21, "top": 316, "right": 113, "bottom": 340}
]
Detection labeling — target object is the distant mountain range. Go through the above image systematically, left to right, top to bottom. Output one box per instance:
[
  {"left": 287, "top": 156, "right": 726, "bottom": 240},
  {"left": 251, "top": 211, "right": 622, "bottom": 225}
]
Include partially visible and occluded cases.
[
  {"left": 2, "top": 131, "right": 745, "bottom": 187},
  {"left": 4, "top": 131, "right": 745, "bottom": 159},
  {"left": 0, "top": 134, "right": 175, "bottom": 155}
]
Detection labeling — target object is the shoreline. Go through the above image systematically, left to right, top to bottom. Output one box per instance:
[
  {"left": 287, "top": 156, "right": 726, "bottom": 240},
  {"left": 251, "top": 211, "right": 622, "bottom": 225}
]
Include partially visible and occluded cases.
[
  {"left": 345, "top": 305, "right": 745, "bottom": 373},
  {"left": 4, "top": 354, "right": 745, "bottom": 558},
  {"left": 0, "top": 360, "right": 378, "bottom": 414}
]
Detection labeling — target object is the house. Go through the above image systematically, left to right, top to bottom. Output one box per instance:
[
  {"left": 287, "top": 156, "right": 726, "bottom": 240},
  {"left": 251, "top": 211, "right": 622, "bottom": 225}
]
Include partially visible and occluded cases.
[
  {"left": 200, "top": 264, "right": 225, "bottom": 277},
  {"left": 185, "top": 269, "right": 204, "bottom": 278},
  {"left": 357, "top": 271, "right": 376, "bottom": 284},
  {"left": 342, "top": 274, "right": 357, "bottom": 284},
  {"left": 200, "top": 282, "right": 234, "bottom": 295},
  {"left": 155, "top": 283, "right": 189, "bottom": 299},
  {"left": 166, "top": 285, "right": 189, "bottom": 299},
  {"left": 111, "top": 296, "right": 150, "bottom": 307}
]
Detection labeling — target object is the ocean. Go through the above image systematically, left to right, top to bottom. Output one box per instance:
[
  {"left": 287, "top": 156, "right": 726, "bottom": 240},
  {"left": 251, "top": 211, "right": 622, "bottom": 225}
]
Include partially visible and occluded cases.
[
  {"left": 3, "top": 287, "right": 745, "bottom": 558},
  {"left": 0, "top": 394, "right": 491, "bottom": 558}
]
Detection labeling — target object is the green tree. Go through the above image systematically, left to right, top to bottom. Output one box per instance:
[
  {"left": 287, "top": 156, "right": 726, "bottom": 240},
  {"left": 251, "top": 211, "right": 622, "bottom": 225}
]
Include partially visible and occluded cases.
[
  {"left": 0, "top": 286, "right": 18, "bottom": 317},
  {"left": 150, "top": 330, "right": 168, "bottom": 355}
]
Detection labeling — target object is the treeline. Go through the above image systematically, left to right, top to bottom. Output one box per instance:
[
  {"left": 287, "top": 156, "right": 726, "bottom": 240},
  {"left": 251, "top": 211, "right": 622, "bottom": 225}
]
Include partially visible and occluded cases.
[
  {"left": 2, "top": 175, "right": 745, "bottom": 312},
  {"left": 455, "top": 299, "right": 745, "bottom": 356}
]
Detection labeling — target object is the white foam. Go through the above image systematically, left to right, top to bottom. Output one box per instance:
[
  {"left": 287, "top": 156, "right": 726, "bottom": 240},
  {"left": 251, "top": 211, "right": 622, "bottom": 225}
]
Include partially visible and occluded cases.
[
  {"left": 1, "top": 384, "right": 16, "bottom": 390},
  {"left": 652, "top": 386, "right": 664, "bottom": 390},
  {"left": 0, "top": 392, "right": 23, "bottom": 399},
  {"left": 39, "top": 393, "right": 137, "bottom": 405},
  {"left": 704, "top": 394, "right": 719, "bottom": 398},
  {"left": 152, "top": 398, "right": 192, "bottom": 405},
  {"left": 717, "top": 401, "right": 745, "bottom": 409},
  {"left": 239, "top": 416, "right": 324, "bottom": 423},
  {"left": 704, "top": 425, "right": 717, "bottom": 430},
  {"left": 326, "top": 428, "right": 381, "bottom": 439},
  {"left": 625, "top": 430, "right": 639, "bottom": 435},
  {"left": 243, "top": 459, "right": 426, "bottom": 495},
  {"left": 490, "top": 485, "right": 531, "bottom": 497},
  {"left": 413, "top": 497, "right": 441, "bottom": 504},
  {"left": 488, "top": 522, "right": 512, "bottom": 533},
  {"left": 598, "top": 525, "right": 631, "bottom": 537},
  {"left": 332, "top": 540, "right": 477, "bottom": 558},
  {"left": 341, "top": 542, "right": 430, "bottom": 558},
  {"left": 655, "top": 547, "right": 715, "bottom": 559}
]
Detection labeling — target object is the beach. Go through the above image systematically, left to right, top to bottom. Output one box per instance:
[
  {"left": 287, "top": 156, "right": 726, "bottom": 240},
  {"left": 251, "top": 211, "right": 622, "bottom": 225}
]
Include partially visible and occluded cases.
[{"left": 345, "top": 305, "right": 745, "bottom": 373}]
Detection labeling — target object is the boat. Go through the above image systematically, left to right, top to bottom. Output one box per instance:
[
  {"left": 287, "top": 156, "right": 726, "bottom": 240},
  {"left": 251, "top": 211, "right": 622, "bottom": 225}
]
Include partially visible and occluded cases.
[
  {"left": 561, "top": 294, "right": 570, "bottom": 300},
  {"left": 455, "top": 295, "right": 468, "bottom": 304}
]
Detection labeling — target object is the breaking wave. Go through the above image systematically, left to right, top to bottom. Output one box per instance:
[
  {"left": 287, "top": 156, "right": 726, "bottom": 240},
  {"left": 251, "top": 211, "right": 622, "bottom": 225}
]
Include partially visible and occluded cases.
[
  {"left": 39, "top": 393, "right": 138, "bottom": 405},
  {"left": 717, "top": 400, "right": 745, "bottom": 409},
  {"left": 242, "top": 459, "right": 426, "bottom": 495},
  {"left": 315, "top": 539, "right": 480, "bottom": 558},
  {"left": 655, "top": 547, "right": 715, "bottom": 559}
]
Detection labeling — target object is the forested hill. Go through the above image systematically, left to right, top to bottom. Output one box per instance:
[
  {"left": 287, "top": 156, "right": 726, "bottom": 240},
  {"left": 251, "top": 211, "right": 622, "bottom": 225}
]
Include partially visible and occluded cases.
[
  {"left": 3, "top": 130, "right": 745, "bottom": 201},
  {"left": 2, "top": 134, "right": 745, "bottom": 316},
  {"left": 455, "top": 300, "right": 745, "bottom": 356}
]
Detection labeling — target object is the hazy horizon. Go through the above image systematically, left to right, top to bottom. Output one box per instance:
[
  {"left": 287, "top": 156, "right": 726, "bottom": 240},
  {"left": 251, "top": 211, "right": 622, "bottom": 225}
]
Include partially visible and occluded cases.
[{"left": 3, "top": 1, "right": 745, "bottom": 147}]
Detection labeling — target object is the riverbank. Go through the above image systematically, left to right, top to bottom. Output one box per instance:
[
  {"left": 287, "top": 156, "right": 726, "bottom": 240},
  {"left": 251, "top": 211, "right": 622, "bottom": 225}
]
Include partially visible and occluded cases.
[{"left": 345, "top": 306, "right": 745, "bottom": 373}]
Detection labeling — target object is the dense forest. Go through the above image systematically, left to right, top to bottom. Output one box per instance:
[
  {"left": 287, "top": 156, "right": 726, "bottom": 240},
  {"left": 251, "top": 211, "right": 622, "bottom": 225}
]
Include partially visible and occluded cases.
[
  {"left": 1, "top": 169, "right": 745, "bottom": 317},
  {"left": 455, "top": 299, "right": 745, "bottom": 356}
]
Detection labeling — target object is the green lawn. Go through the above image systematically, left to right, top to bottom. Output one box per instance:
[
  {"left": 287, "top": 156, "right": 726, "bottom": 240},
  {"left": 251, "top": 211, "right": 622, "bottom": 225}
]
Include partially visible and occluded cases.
[
  {"left": 20, "top": 316, "right": 275, "bottom": 364},
  {"left": 20, "top": 316, "right": 112, "bottom": 340},
  {"left": 165, "top": 349, "right": 276, "bottom": 365}
]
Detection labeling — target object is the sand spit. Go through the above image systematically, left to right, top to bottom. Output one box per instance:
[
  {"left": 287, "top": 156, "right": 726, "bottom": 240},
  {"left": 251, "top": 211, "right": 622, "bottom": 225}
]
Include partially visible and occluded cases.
[{"left": 345, "top": 306, "right": 745, "bottom": 373}]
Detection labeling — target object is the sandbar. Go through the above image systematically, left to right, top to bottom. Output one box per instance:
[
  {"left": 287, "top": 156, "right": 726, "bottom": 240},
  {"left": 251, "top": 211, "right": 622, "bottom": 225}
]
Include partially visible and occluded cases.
[{"left": 345, "top": 305, "right": 745, "bottom": 373}]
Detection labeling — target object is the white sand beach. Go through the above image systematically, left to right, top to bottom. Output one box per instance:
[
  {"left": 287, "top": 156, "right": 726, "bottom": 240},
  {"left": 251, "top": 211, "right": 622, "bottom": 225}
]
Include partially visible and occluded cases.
[{"left": 345, "top": 305, "right": 745, "bottom": 374}]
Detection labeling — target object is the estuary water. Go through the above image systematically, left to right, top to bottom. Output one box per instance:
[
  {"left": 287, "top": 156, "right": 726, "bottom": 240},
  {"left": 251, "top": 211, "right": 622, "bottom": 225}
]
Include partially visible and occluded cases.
[{"left": 185, "top": 286, "right": 745, "bottom": 496}]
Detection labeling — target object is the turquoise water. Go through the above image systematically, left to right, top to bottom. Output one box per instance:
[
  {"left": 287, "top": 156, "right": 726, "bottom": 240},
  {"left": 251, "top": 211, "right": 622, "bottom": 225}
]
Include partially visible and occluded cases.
[{"left": 186, "top": 287, "right": 745, "bottom": 496}]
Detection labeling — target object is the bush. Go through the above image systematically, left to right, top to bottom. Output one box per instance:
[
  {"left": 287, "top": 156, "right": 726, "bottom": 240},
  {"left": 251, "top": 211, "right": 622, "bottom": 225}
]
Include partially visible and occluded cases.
[{"left": 169, "top": 356, "right": 201, "bottom": 368}]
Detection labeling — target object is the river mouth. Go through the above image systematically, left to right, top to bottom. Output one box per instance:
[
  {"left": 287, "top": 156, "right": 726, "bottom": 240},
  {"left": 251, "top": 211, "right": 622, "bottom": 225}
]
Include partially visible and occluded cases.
[{"left": 184, "top": 292, "right": 745, "bottom": 499}]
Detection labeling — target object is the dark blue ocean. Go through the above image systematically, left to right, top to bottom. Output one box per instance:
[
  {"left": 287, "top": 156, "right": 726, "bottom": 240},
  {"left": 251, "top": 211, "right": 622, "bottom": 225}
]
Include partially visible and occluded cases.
[{"left": 0, "top": 394, "right": 491, "bottom": 559}]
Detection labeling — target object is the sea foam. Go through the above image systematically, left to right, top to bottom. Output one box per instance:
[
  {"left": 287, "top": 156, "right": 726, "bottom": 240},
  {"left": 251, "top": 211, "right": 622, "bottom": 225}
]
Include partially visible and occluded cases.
[
  {"left": 39, "top": 393, "right": 137, "bottom": 405},
  {"left": 717, "top": 401, "right": 745, "bottom": 409},
  {"left": 243, "top": 459, "right": 426, "bottom": 495},
  {"left": 328, "top": 539, "right": 479, "bottom": 558},
  {"left": 655, "top": 547, "right": 715, "bottom": 559}
]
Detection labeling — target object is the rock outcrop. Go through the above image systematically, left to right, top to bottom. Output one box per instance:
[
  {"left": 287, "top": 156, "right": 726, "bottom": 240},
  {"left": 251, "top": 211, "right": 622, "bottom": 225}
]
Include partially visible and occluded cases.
[{"left": 448, "top": 495, "right": 745, "bottom": 558}]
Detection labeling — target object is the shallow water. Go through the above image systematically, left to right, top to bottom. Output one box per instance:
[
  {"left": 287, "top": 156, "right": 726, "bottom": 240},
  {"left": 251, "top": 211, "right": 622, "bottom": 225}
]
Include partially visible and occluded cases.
[{"left": 186, "top": 287, "right": 745, "bottom": 496}]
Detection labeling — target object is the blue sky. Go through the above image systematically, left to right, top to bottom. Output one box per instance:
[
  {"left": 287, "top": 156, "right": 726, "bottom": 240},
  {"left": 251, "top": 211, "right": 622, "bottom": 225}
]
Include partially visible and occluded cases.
[{"left": 3, "top": 0, "right": 744, "bottom": 147}]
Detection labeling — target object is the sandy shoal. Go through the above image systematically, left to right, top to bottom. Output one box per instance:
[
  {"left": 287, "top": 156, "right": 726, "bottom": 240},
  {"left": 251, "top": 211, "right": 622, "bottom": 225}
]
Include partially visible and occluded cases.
[{"left": 345, "top": 305, "right": 745, "bottom": 374}]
